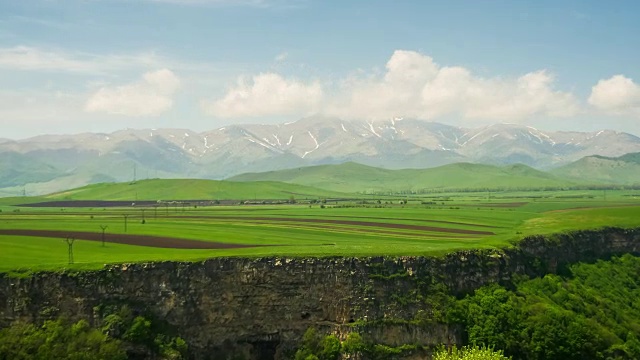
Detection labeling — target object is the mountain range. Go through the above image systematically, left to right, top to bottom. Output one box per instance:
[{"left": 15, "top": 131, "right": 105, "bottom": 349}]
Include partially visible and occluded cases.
[{"left": 2, "top": 116, "right": 639, "bottom": 196}]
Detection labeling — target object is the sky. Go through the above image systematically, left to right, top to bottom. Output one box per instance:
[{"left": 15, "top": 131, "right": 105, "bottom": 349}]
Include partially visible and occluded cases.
[{"left": 1, "top": 0, "right": 639, "bottom": 139}]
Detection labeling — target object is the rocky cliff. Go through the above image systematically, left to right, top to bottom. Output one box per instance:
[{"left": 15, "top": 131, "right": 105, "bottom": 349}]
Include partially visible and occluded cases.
[{"left": 1, "top": 227, "right": 639, "bottom": 359}]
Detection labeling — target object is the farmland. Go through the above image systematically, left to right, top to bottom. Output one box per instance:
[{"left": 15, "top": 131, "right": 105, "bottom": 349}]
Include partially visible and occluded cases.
[{"left": 1, "top": 179, "right": 639, "bottom": 273}]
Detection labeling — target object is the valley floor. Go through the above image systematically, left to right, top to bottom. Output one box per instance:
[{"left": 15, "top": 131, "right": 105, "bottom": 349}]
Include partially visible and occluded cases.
[{"left": 0, "top": 189, "right": 639, "bottom": 272}]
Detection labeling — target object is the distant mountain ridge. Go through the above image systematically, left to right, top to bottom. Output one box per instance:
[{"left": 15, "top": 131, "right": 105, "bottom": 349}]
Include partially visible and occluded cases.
[{"left": 2, "top": 117, "right": 639, "bottom": 195}]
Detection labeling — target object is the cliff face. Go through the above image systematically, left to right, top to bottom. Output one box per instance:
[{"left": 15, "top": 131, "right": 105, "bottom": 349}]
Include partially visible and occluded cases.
[{"left": 1, "top": 227, "right": 639, "bottom": 359}]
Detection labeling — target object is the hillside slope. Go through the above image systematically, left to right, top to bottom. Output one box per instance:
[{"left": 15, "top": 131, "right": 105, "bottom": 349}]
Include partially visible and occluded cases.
[
  {"left": 551, "top": 152, "right": 640, "bottom": 185},
  {"left": 229, "top": 162, "right": 581, "bottom": 193},
  {"left": 46, "top": 179, "right": 349, "bottom": 201}
]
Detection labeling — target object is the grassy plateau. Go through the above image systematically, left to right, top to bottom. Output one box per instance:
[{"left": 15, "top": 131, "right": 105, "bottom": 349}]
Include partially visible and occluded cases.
[{"left": 0, "top": 178, "right": 639, "bottom": 273}]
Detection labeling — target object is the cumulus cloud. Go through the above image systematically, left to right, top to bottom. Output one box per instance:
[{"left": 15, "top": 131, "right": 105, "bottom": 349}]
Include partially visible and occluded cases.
[
  {"left": 204, "top": 50, "right": 578, "bottom": 122},
  {"left": 327, "top": 50, "right": 578, "bottom": 121},
  {"left": 85, "top": 69, "right": 180, "bottom": 116},
  {"left": 202, "top": 73, "right": 323, "bottom": 118},
  {"left": 588, "top": 75, "right": 640, "bottom": 116}
]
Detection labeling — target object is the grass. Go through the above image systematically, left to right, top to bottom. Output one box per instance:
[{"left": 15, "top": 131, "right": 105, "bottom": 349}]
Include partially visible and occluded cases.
[
  {"left": 551, "top": 152, "right": 640, "bottom": 185},
  {"left": 228, "top": 161, "right": 586, "bottom": 193},
  {"left": 46, "top": 178, "right": 350, "bottom": 201},
  {"left": 0, "top": 188, "right": 639, "bottom": 272},
  {"left": 520, "top": 206, "right": 640, "bottom": 236},
  {"left": 0, "top": 236, "right": 218, "bottom": 273}
]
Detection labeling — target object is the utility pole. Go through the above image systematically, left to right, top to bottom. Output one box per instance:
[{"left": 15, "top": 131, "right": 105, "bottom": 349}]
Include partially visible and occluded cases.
[
  {"left": 133, "top": 163, "right": 137, "bottom": 182},
  {"left": 123, "top": 214, "right": 129, "bottom": 232},
  {"left": 99, "top": 225, "right": 108, "bottom": 247},
  {"left": 64, "top": 237, "right": 76, "bottom": 264}
]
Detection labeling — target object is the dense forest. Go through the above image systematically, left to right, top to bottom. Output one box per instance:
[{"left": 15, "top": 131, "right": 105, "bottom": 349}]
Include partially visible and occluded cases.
[{"left": 452, "top": 254, "right": 640, "bottom": 360}]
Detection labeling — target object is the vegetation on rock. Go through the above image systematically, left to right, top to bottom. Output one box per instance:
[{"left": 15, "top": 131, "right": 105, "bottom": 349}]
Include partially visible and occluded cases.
[
  {"left": 452, "top": 254, "right": 640, "bottom": 360},
  {"left": 0, "top": 305, "right": 187, "bottom": 360},
  {"left": 0, "top": 318, "right": 125, "bottom": 360},
  {"left": 294, "top": 328, "right": 342, "bottom": 360},
  {"left": 433, "top": 345, "right": 510, "bottom": 360}
]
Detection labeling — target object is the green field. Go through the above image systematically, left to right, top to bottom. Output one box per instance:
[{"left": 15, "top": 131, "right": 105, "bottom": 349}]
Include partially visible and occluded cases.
[{"left": 1, "top": 180, "right": 639, "bottom": 273}]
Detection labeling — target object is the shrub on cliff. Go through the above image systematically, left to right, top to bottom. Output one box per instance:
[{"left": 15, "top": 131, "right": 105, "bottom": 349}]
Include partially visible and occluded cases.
[
  {"left": 95, "top": 305, "right": 189, "bottom": 360},
  {"left": 123, "top": 316, "right": 153, "bottom": 344},
  {"left": 294, "top": 328, "right": 341, "bottom": 360},
  {"left": 342, "top": 332, "right": 366, "bottom": 355},
  {"left": 433, "top": 345, "right": 510, "bottom": 360}
]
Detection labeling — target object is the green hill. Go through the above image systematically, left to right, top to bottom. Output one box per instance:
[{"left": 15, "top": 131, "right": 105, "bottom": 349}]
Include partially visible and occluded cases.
[
  {"left": 551, "top": 153, "right": 640, "bottom": 186},
  {"left": 229, "top": 162, "right": 580, "bottom": 193},
  {"left": 45, "top": 178, "right": 349, "bottom": 201}
]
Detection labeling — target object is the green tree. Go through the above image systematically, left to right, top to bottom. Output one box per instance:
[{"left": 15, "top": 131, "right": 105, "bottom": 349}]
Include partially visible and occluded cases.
[
  {"left": 454, "top": 255, "right": 640, "bottom": 360},
  {"left": 0, "top": 319, "right": 126, "bottom": 360},
  {"left": 294, "top": 328, "right": 341, "bottom": 360},
  {"left": 319, "top": 335, "right": 341, "bottom": 360}
]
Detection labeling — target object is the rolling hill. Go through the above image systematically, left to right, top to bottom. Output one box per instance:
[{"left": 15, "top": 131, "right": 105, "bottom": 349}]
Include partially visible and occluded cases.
[
  {"left": 3, "top": 118, "right": 640, "bottom": 196},
  {"left": 551, "top": 152, "right": 640, "bottom": 185},
  {"left": 229, "top": 162, "right": 582, "bottom": 193},
  {"left": 45, "top": 179, "right": 350, "bottom": 201}
]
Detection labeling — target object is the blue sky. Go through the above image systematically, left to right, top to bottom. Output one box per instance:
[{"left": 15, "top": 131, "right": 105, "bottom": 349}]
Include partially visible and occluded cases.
[{"left": 1, "top": 0, "right": 639, "bottom": 139}]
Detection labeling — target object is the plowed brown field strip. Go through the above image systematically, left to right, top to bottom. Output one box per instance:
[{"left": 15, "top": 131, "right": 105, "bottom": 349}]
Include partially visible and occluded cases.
[{"left": 0, "top": 230, "right": 260, "bottom": 249}]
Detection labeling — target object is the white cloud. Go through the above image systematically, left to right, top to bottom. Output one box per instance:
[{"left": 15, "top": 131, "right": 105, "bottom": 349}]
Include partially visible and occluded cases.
[
  {"left": 0, "top": 46, "right": 161, "bottom": 73},
  {"left": 204, "top": 50, "right": 579, "bottom": 122},
  {"left": 327, "top": 50, "right": 578, "bottom": 121},
  {"left": 85, "top": 69, "right": 180, "bottom": 116},
  {"left": 202, "top": 73, "right": 323, "bottom": 118},
  {"left": 588, "top": 75, "right": 640, "bottom": 116}
]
